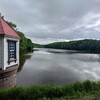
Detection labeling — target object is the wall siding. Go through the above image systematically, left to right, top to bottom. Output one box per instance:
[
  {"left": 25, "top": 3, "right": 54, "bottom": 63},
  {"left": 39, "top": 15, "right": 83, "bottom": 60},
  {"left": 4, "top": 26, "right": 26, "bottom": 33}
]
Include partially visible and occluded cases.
[{"left": 0, "top": 37, "right": 3, "bottom": 69}]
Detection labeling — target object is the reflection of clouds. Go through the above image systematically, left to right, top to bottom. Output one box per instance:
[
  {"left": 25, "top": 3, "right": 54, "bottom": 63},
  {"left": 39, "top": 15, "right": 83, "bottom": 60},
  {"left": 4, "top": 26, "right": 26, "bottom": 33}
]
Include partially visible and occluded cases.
[
  {"left": 17, "top": 49, "right": 100, "bottom": 86},
  {"left": 34, "top": 51, "right": 51, "bottom": 55},
  {"left": 54, "top": 52, "right": 100, "bottom": 81},
  {"left": 68, "top": 54, "right": 100, "bottom": 62},
  {"left": 63, "top": 60, "right": 100, "bottom": 81},
  {"left": 17, "top": 65, "right": 82, "bottom": 85},
  {"left": 35, "top": 66, "right": 81, "bottom": 84},
  {"left": 83, "top": 70, "right": 99, "bottom": 80}
]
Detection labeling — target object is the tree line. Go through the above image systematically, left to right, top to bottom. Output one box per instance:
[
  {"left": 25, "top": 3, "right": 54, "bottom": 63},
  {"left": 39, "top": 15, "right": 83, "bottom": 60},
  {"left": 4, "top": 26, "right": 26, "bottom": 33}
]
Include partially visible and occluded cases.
[{"left": 44, "top": 39, "right": 100, "bottom": 53}]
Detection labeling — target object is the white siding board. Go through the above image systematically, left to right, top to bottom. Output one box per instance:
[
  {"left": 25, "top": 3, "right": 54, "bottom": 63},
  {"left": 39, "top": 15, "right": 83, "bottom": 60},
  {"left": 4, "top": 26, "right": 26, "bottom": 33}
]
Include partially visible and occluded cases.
[{"left": 0, "top": 37, "right": 3, "bottom": 69}]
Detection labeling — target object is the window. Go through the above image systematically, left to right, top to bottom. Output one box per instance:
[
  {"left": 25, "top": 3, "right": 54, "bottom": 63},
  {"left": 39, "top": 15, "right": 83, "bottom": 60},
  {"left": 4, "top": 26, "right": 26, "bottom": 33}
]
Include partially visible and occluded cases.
[{"left": 8, "top": 41, "right": 16, "bottom": 63}]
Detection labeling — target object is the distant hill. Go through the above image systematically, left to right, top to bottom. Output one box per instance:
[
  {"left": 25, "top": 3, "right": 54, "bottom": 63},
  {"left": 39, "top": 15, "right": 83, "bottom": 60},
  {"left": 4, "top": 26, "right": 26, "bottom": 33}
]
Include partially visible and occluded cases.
[
  {"left": 44, "top": 39, "right": 100, "bottom": 53},
  {"left": 33, "top": 43, "right": 44, "bottom": 48}
]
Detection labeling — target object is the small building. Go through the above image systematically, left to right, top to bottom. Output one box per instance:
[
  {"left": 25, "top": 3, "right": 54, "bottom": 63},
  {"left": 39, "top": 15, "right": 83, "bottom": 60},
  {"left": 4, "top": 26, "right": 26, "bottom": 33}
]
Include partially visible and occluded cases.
[
  {"left": 0, "top": 15, "right": 20, "bottom": 87},
  {"left": 0, "top": 16, "right": 20, "bottom": 70}
]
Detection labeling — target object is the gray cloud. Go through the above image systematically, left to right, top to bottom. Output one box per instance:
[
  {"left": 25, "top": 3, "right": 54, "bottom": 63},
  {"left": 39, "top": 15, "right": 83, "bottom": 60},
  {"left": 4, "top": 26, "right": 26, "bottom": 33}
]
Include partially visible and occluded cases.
[{"left": 0, "top": 0, "right": 100, "bottom": 43}]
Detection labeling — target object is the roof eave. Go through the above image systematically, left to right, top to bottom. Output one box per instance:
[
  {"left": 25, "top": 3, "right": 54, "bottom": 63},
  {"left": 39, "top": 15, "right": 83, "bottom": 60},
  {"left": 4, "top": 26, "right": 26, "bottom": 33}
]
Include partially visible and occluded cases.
[{"left": 3, "top": 34, "right": 20, "bottom": 39}]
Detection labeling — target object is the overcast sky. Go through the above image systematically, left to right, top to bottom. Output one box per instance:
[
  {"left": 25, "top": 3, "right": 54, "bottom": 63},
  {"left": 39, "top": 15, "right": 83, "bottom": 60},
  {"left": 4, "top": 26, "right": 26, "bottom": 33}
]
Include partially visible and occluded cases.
[{"left": 0, "top": 0, "right": 100, "bottom": 44}]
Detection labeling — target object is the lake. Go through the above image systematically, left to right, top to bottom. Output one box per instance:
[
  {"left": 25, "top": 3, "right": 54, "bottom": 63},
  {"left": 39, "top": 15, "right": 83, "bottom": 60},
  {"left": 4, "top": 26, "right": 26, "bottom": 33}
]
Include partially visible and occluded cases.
[{"left": 17, "top": 48, "right": 100, "bottom": 86}]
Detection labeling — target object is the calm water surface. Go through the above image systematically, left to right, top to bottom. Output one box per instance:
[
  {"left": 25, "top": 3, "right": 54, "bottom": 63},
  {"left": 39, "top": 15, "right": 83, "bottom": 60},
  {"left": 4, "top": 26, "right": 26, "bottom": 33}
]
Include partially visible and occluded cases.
[{"left": 17, "top": 48, "right": 100, "bottom": 86}]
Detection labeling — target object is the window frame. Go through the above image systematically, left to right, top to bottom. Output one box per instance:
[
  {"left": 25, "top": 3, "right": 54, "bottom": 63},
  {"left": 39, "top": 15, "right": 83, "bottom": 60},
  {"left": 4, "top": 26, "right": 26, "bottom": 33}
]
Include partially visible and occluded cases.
[{"left": 7, "top": 40, "right": 17, "bottom": 64}]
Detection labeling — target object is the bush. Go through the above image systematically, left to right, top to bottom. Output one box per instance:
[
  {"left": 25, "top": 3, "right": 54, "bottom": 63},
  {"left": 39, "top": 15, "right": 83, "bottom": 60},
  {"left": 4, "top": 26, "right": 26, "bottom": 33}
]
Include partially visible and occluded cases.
[{"left": 0, "top": 81, "right": 100, "bottom": 99}]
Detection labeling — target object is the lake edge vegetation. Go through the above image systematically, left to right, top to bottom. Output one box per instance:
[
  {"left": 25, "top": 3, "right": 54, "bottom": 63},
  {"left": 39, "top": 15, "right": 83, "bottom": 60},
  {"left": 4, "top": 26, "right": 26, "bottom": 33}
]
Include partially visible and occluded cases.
[
  {"left": 44, "top": 39, "right": 100, "bottom": 53},
  {"left": 0, "top": 80, "right": 100, "bottom": 100}
]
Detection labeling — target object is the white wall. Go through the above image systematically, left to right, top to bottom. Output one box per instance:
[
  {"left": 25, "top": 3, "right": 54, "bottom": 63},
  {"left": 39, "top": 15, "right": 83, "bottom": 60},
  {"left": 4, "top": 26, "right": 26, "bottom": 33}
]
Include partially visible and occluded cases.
[
  {"left": 0, "top": 36, "right": 3, "bottom": 69},
  {"left": 3, "top": 36, "right": 19, "bottom": 70}
]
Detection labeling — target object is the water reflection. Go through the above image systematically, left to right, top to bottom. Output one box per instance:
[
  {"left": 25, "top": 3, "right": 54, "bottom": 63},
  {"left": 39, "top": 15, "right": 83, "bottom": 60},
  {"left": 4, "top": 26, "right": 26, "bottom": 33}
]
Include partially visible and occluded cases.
[
  {"left": 17, "top": 48, "right": 100, "bottom": 86},
  {"left": 18, "top": 53, "right": 32, "bottom": 72}
]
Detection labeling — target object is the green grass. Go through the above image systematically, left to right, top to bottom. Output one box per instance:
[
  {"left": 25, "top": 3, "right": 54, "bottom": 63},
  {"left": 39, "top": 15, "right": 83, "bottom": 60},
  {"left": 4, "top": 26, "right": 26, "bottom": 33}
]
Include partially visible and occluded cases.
[{"left": 0, "top": 80, "right": 100, "bottom": 100}]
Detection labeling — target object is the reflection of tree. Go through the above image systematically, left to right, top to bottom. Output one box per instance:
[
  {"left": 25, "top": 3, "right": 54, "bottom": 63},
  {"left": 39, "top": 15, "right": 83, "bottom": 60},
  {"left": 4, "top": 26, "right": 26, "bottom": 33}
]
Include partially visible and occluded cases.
[
  {"left": 18, "top": 52, "right": 33, "bottom": 72},
  {"left": 17, "top": 54, "right": 26, "bottom": 72},
  {"left": 25, "top": 54, "right": 32, "bottom": 60},
  {"left": 97, "top": 54, "right": 100, "bottom": 62}
]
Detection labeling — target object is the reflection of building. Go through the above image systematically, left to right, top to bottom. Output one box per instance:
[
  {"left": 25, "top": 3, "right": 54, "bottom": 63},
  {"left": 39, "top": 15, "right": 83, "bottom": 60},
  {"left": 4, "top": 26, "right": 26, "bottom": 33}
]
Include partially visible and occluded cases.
[{"left": 0, "top": 14, "right": 20, "bottom": 87}]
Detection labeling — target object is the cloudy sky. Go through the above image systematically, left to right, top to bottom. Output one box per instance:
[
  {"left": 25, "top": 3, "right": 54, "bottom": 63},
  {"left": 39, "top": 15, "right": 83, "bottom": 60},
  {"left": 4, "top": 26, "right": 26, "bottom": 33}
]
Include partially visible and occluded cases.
[{"left": 0, "top": 0, "right": 100, "bottom": 44}]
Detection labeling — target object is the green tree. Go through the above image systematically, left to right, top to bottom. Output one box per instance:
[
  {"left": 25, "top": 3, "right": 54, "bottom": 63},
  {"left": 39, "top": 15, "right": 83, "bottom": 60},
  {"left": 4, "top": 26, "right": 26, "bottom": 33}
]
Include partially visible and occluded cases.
[
  {"left": 6, "top": 21, "right": 34, "bottom": 52},
  {"left": 6, "top": 21, "right": 17, "bottom": 29},
  {"left": 44, "top": 39, "right": 100, "bottom": 53}
]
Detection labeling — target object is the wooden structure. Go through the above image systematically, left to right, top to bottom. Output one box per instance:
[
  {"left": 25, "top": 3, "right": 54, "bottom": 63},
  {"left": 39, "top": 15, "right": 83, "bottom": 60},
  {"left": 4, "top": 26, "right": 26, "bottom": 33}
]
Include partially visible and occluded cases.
[{"left": 0, "top": 15, "right": 20, "bottom": 87}]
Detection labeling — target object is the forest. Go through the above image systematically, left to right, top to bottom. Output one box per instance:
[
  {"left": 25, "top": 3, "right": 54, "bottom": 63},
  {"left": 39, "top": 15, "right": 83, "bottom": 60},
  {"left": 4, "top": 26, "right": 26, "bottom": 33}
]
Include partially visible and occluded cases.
[{"left": 44, "top": 39, "right": 100, "bottom": 53}]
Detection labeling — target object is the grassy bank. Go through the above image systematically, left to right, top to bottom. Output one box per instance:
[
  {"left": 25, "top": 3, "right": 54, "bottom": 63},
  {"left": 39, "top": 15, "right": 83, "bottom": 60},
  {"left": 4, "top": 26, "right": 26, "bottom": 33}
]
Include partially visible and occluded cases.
[{"left": 1, "top": 81, "right": 100, "bottom": 100}]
